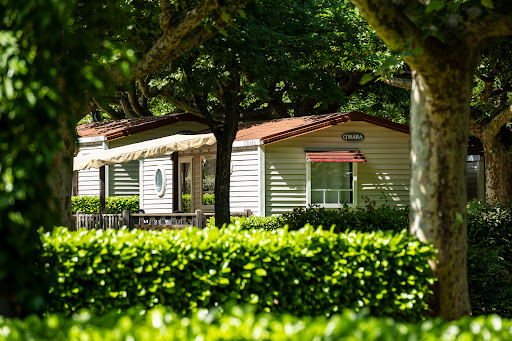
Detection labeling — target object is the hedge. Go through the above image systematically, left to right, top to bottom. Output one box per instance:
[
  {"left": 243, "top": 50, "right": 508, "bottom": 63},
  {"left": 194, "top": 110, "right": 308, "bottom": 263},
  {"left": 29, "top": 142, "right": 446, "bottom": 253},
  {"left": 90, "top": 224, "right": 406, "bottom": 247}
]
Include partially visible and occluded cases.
[
  {"left": 71, "top": 196, "right": 139, "bottom": 214},
  {"left": 466, "top": 200, "right": 512, "bottom": 318},
  {"left": 281, "top": 205, "right": 409, "bottom": 233},
  {"left": 206, "top": 215, "right": 287, "bottom": 230},
  {"left": 41, "top": 225, "right": 435, "bottom": 321},
  {"left": 3, "top": 306, "right": 512, "bottom": 341}
]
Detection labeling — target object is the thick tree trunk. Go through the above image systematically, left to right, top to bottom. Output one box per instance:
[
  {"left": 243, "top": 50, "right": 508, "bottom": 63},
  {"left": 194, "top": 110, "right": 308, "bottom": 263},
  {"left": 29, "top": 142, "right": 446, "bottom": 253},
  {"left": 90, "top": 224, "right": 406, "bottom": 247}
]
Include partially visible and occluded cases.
[
  {"left": 410, "top": 70, "right": 471, "bottom": 320},
  {"left": 48, "top": 116, "right": 76, "bottom": 228},
  {"left": 482, "top": 130, "right": 512, "bottom": 202},
  {"left": 214, "top": 133, "right": 236, "bottom": 227}
]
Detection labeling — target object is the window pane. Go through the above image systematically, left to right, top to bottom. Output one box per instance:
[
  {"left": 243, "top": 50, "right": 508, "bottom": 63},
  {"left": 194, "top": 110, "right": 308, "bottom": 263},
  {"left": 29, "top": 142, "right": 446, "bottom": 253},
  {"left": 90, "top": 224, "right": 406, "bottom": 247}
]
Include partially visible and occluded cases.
[
  {"left": 202, "top": 158, "right": 215, "bottom": 205},
  {"left": 180, "top": 162, "right": 192, "bottom": 213},
  {"left": 311, "top": 162, "right": 353, "bottom": 205},
  {"left": 311, "top": 162, "right": 352, "bottom": 190},
  {"left": 180, "top": 163, "right": 191, "bottom": 195},
  {"left": 155, "top": 169, "right": 163, "bottom": 192},
  {"left": 312, "top": 190, "right": 324, "bottom": 204},
  {"left": 325, "top": 191, "right": 339, "bottom": 204},
  {"left": 339, "top": 191, "right": 352, "bottom": 204}
]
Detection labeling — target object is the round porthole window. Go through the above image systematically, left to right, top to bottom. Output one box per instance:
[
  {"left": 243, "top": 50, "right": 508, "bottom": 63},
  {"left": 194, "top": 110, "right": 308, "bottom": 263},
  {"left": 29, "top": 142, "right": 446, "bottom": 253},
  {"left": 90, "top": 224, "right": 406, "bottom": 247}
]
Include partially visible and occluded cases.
[{"left": 154, "top": 167, "right": 166, "bottom": 197}]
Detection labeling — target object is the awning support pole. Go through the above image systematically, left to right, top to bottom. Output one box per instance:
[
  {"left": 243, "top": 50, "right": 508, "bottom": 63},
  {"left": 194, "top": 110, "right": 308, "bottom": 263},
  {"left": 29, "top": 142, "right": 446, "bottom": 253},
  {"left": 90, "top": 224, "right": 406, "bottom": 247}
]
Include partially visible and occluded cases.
[
  {"left": 172, "top": 152, "right": 179, "bottom": 212},
  {"left": 100, "top": 166, "right": 106, "bottom": 229}
]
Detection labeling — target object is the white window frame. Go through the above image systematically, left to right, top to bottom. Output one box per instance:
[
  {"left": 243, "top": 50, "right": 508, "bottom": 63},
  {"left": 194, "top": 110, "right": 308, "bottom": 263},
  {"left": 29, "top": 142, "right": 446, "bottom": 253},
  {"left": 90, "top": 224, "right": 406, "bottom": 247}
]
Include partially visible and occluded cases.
[
  {"left": 200, "top": 155, "right": 216, "bottom": 210},
  {"left": 178, "top": 156, "right": 193, "bottom": 212},
  {"left": 306, "top": 161, "right": 358, "bottom": 208},
  {"left": 154, "top": 165, "right": 167, "bottom": 198}
]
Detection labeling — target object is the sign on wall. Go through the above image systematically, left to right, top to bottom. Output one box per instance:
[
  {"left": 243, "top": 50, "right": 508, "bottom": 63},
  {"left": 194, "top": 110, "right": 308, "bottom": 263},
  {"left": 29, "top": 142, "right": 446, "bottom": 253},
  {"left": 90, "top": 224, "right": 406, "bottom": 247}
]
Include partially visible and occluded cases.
[{"left": 341, "top": 132, "right": 365, "bottom": 142}]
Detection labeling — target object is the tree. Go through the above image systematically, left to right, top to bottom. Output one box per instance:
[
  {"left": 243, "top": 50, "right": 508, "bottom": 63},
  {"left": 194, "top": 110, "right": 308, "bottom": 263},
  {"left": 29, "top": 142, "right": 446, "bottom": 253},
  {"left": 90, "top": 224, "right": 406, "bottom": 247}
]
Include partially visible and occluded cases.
[
  {"left": 0, "top": 0, "right": 249, "bottom": 317},
  {"left": 130, "top": 0, "right": 396, "bottom": 226},
  {"left": 350, "top": 0, "right": 512, "bottom": 320},
  {"left": 384, "top": 38, "right": 512, "bottom": 202},
  {"left": 470, "top": 38, "right": 512, "bottom": 202}
]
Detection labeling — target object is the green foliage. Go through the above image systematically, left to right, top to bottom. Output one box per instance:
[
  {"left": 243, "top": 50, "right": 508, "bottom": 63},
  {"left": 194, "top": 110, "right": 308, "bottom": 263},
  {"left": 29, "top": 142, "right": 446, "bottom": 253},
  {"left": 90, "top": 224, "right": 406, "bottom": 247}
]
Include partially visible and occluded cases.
[
  {"left": 0, "top": 0, "right": 119, "bottom": 315},
  {"left": 202, "top": 193, "right": 215, "bottom": 206},
  {"left": 182, "top": 194, "right": 192, "bottom": 213},
  {"left": 71, "top": 196, "right": 140, "bottom": 214},
  {"left": 467, "top": 200, "right": 512, "bottom": 318},
  {"left": 281, "top": 205, "right": 409, "bottom": 233},
  {"left": 206, "top": 215, "right": 287, "bottom": 229},
  {"left": 42, "top": 225, "right": 435, "bottom": 321},
  {"left": 3, "top": 306, "right": 512, "bottom": 341}
]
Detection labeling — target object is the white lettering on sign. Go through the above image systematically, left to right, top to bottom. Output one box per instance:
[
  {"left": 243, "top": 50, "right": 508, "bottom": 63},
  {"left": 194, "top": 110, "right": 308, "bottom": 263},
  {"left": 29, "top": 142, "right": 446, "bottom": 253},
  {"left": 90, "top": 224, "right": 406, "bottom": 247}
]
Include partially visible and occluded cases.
[{"left": 341, "top": 132, "right": 365, "bottom": 142}]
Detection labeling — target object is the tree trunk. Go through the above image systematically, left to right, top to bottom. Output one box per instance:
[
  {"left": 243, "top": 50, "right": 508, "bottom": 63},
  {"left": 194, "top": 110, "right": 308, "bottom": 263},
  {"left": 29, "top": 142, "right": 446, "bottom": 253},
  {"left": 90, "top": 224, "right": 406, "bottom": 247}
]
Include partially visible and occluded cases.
[
  {"left": 409, "top": 69, "right": 471, "bottom": 320},
  {"left": 48, "top": 117, "right": 76, "bottom": 228},
  {"left": 483, "top": 129, "right": 512, "bottom": 202},
  {"left": 214, "top": 133, "right": 236, "bottom": 227}
]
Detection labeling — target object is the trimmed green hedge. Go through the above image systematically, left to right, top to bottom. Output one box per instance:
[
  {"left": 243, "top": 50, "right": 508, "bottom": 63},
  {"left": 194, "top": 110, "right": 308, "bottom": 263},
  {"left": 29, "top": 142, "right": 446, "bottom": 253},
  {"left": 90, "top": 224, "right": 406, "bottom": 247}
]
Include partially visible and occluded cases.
[
  {"left": 71, "top": 196, "right": 139, "bottom": 214},
  {"left": 281, "top": 205, "right": 409, "bottom": 233},
  {"left": 206, "top": 215, "right": 287, "bottom": 230},
  {"left": 42, "top": 225, "right": 435, "bottom": 321},
  {"left": 3, "top": 307, "right": 512, "bottom": 340}
]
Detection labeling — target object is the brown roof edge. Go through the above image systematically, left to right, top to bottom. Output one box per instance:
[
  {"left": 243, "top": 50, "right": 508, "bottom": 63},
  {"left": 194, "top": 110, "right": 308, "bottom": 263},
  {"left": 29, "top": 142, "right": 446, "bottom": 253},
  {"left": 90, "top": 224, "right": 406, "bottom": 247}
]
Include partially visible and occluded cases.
[
  {"left": 260, "top": 111, "right": 409, "bottom": 145},
  {"left": 345, "top": 111, "right": 410, "bottom": 134},
  {"left": 105, "top": 113, "right": 207, "bottom": 140},
  {"left": 261, "top": 114, "right": 350, "bottom": 144}
]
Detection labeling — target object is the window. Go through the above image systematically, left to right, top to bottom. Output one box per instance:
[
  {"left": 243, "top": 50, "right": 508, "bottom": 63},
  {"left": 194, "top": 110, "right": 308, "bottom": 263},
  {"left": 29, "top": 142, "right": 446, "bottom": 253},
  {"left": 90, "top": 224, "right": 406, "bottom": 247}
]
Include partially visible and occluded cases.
[
  {"left": 306, "top": 151, "right": 365, "bottom": 207},
  {"left": 201, "top": 157, "right": 216, "bottom": 206},
  {"left": 179, "top": 159, "right": 192, "bottom": 212},
  {"left": 310, "top": 162, "right": 353, "bottom": 205},
  {"left": 154, "top": 166, "right": 166, "bottom": 197}
]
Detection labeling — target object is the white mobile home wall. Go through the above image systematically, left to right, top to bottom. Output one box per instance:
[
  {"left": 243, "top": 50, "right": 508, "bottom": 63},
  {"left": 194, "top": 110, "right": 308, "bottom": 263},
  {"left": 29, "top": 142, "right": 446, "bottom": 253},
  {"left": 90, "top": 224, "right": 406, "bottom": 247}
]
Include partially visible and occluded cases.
[
  {"left": 264, "top": 121, "right": 410, "bottom": 215},
  {"left": 76, "top": 141, "right": 105, "bottom": 196},
  {"left": 139, "top": 143, "right": 263, "bottom": 216},
  {"left": 140, "top": 155, "right": 173, "bottom": 214}
]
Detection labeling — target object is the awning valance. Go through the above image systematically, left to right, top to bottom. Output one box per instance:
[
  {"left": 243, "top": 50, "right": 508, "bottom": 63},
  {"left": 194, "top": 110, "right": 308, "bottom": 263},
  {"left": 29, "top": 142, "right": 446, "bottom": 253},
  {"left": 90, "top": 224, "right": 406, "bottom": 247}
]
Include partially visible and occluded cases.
[
  {"left": 74, "top": 133, "right": 216, "bottom": 171},
  {"left": 306, "top": 150, "right": 366, "bottom": 163}
]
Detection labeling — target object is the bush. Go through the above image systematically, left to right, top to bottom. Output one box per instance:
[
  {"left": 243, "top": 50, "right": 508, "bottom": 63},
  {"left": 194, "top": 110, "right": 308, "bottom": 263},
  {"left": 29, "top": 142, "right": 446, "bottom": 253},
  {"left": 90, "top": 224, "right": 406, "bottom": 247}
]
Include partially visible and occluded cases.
[
  {"left": 203, "top": 193, "right": 215, "bottom": 205},
  {"left": 181, "top": 194, "right": 191, "bottom": 212},
  {"left": 71, "top": 196, "right": 139, "bottom": 214},
  {"left": 467, "top": 200, "right": 512, "bottom": 318},
  {"left": 281, "top": 205, "right": 408, "bottom": 233},
  {"left": 206, "top": 215, "right": 286, "bottom": 229},
  {"left": 42, "top": 225, "right": 435, "bottom": 321},
  {"left": 3, "top": 306, "right": 512, "bottom": 341}
]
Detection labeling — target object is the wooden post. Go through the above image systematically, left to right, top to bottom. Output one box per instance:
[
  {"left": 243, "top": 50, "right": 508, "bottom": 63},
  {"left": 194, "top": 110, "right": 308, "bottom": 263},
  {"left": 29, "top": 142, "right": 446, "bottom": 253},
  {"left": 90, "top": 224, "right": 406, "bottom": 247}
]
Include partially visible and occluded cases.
[
  {"left": 172, "top": 152, "right": 179, "bottom": 212},
  {"left": 99, "top": 166, "right": 106, "bottom": 229},
  {"left": 72, "top": 171, "right": 78, "bottom": 196},
  {"left": 195, "top": 209, "right": 203, "bottom": 229},
  {"left": 122, "top": 210, "right": 130, "bottom": 229},
  {"left": 76, "top": 211, "right": 82, "bottom": 230}
]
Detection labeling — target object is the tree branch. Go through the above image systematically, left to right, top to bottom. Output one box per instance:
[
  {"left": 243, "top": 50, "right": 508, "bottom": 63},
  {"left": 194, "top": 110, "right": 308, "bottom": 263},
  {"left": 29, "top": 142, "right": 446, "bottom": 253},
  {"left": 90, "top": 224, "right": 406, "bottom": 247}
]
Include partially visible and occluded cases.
[
  {"left": 112, "top": 0, "right": 250, "bottom": 83},
  {"left": 350, "top": 0, "right": 434, "bottom": 69},
  {"left": 464, "top": 3, "right": 512, "bottom": 42},
  {"left": 381, "top": 77, "right": 412, "bottom": 90},
  {"left": 127, "top": 85, "right": 152, "bottom": 117},
  {"left": 92, "top": 97, "right": 125, "bottom": 120},
  {"left": 483, "top": 102, "right": 512, "bottom": 141}
]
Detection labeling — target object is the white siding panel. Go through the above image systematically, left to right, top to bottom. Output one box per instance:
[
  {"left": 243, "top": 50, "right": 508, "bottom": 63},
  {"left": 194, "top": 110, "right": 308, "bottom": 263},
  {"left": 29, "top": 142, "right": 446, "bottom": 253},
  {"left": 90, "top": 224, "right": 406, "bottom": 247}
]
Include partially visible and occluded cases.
[
  {"left": 264, "top": 121, "right": 410, "bottom": 215},
  {"left": 76, "top": 142, "right": 104, "bottom": 196},
  {"left": 229, "top": 146, "right": 260, "bottom": 216},
  {"left": 141, "top": 155, "right": 173, "bottom": 213},
  {"left": 108, "top": 160, "right": 140, "bottom": 196}
]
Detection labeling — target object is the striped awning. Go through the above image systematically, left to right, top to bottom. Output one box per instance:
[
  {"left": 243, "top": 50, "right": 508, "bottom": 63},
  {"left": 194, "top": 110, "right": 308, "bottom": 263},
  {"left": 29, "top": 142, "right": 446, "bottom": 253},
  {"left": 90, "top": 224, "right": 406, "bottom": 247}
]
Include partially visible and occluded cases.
[{"left": 306, "top": 150, "right": 366, "bottom": 163}]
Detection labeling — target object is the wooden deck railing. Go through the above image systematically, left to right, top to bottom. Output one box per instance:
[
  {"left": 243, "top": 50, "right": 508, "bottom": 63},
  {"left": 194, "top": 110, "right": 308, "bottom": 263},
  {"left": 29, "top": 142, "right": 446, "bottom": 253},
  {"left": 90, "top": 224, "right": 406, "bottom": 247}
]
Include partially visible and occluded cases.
[{"left": 71, "top": 209, "right": 252, "bottom": 231}]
